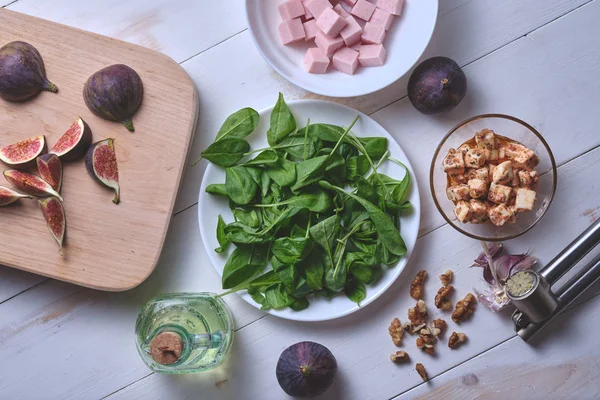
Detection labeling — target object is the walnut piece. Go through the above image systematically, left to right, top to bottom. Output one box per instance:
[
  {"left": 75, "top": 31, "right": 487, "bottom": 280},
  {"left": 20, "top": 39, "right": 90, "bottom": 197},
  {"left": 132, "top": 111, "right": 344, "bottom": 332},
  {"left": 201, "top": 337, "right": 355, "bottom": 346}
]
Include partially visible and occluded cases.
[
  {"left": 410, "top": 270, "right": 428, "bottom": 300},
  {"left": 440, "top": 270, "right": 453, "bottom": 286},
  {"left": 434, "top": 285, "right": 455, "bottom": 310},
  {"left": 452, "top": 293, "right": 477, "bottom": 323},
  {"left": 408, "top": 300, "right": 428, "bottom": 326},
  {"left": 388, "top": 318, "right": 404, "bottom": 346},
  {"left": 429, "top": 319, "right": 447, "bottom": 337},
  {"left": 403, "top": 321, "right": 426, "bottom": 334},
  {"left": 417, "top": 328, "right": 436, "bottom": 355},
  {"left": 448, "top": 332, "right": 468, "bottom": 349},
  {"left": 390, "top": 350, "right": 410, "bottom": 362},
  {"left": 415, "top": 363, "right": 429, "bottom": 381}
]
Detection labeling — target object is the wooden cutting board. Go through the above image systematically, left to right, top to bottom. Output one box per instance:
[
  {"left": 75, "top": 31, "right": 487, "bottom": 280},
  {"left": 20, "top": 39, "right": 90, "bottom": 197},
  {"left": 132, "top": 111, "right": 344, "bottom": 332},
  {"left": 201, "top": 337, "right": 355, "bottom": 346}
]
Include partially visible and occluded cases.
[{"left": 0, "top": 9, "right": 199, "bottom": 291}]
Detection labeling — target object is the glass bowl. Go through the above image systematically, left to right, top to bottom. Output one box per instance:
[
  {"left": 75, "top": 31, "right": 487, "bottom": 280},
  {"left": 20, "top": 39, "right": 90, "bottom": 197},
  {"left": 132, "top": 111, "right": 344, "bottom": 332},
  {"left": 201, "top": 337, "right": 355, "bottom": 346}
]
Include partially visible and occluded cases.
[{"left": 430, "top": 114, "right": 557, "bottom": 241}]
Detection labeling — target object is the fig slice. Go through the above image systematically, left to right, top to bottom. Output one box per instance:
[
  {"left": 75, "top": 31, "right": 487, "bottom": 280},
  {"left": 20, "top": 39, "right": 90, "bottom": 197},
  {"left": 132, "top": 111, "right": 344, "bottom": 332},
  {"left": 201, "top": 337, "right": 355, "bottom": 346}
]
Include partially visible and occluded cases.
[
  {"left": 50, "top": 117, "right": 93, "bottom": 161},
  {"left": 0, "top": 135, "right": 46, "bottom": 167},
  {"left": 85, "top": 138, "right": 120, "bottom": 204},
  {"left": 36, "top": 153, "right": 63, "bottom": 192},
  {"left": 3, "top": 170, "right": 63, "bottom": 201},
  {"left": 0, "top": 185, "right": 32, "bottom": 206},
  {"left": 39, "top": 197, "right": 66, "bottom": 254}
]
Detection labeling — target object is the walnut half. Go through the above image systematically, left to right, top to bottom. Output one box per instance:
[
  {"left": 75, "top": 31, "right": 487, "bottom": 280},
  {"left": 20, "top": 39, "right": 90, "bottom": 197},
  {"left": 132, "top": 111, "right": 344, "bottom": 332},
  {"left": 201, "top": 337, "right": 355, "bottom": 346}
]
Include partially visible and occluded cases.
[
  {"left": 440, "top": 269, "right": 453, "bottom": 286},
  {"left": 410, "top": 270, "right": 428, "bottom": 300},
  {"left": 434, "top": 285, "right": 454, "bottom": 310},
  {"left": 452, "top": 293, "right": 477, "bottom": 323},
  {"left": 408, "top": 300, "right": 428, "bottom": 326},
  {"left": 388, "top": 318, "right": 404, "bottom": 346},
  {"left": 429, "top": 319, "right": 448, "bottom": 337},
  {"left": 417, "top": 328, "right": 436, "bottom": 355},
  {"left": 448, "top": 332, "right": 468, "bottom": 349},
  {"left": 390, "top": 350, "right": 410, "bottom": 362},
  {"left": 415, "top": 363, "right": 429, "bottom": 381}
]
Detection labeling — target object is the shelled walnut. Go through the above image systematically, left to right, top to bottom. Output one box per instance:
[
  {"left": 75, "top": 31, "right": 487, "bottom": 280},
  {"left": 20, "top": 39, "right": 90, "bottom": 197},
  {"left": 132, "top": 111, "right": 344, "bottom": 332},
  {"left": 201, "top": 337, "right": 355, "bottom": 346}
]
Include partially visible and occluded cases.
[
  {"left": 410, "top": 270, "right": 428, "bottom": 300},
  {"left": 440, "top": 270, "right": 453, "bottom": 286},
  {"left": 434, "top": 285, "right": 454, "bottom": 310},
  {"left": 452, "top": 293, "right": 477, "bottom": 323},
  {"left": 408, "top": 300, "right": 428, "bottom": 326},
  {"left": 388, "top": 318, "right": 404, "bottom": 346},
  {"left": 429, "top": 319, "right": 447, "bottom": 337},
  {"left": 403, "top": 321, "right": 426, "bottom": 335},
  {"left": 417, "top": 328, "right": 436, "bottom": 355},
  {"left": 448, "top": 332, "right": 468, "bottom": 349},
  {"left": 390, "top": 351, "right": 410, "bottom": 362},
  {"left": 415, "top": 363, "right": 428, "bottom": 381}
]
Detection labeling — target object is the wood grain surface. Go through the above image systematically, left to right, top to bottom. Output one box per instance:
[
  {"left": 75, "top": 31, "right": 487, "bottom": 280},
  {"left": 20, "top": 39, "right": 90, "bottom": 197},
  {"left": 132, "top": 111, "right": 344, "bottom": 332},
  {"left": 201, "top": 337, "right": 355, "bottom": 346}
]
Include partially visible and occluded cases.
[{"left": 0, "top": 9, "right": 198, "bottom": 291}]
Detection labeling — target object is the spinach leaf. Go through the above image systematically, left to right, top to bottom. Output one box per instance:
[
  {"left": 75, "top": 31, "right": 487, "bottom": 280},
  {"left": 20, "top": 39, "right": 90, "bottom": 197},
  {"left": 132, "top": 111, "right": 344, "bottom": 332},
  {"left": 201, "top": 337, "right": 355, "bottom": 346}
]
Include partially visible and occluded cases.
[
  {"left": 267, "top": 93, "right": 296, "bottom": 146},
  {"left": 215, "top": 107, "right": 260, "bottom": 141},
  {"left": 310, "top": 124, "right": 346, "bottom": 142},
  {"left": 277, "top": 135, "right": 318, "bottom": 160},
  {"left": 359, "top": 137, "right": 388, "bottom": 160},
  {"left": 200, "top": 138, "right": 250, "bottom": 167},
  {"left": 337, "top": 142, "right": 358, "bottom": 158},
  {"left": 244, "top": 149, "right": 279, "bottom": 166},
  {"left": 325, "top": 152, "right": 346, "bottom": 184},
  {"left": 290, "top": 155, "right": 329, "bottom": 192},
  {"left": 346, "top": 155, "right": 370, "bottom": 181},
  {"left": 267, "top": 158, "right": 297, "bottom": 187},
  {"left": 226, "top": 166, "right": 258, "bottom": 205},
  {"left": 260, "top": 170, "right": 271, "bottom": 197},
  {"left": 356, "top": 177, "right": 379, "bottom": 205},
  {"left": 206, "top": 183, "right": 229, "bottom": 197},
  {"left": 254, "top": 190, "right": 332, "bottom": 213},
  {"left": 233, "top": 209, "right": 260, "bottom": 228},
  {"left": 215, "top": 215, "right": 229, "bottom": 253},
  {"left": 309, "top": 215, "right": 340, "bottom": 265},
  {"left": 225, "top": 223, "right": 272, "bottom": 244},
  {"left": 272, "top": 237, "right": 308, "bottom": 265},
  {"left": 222, "top": 245, "right": 269, "bottom": 289},
  {"left": 300, "top": 251, "right": 324, "bottom": 290},
  {"left": 325, "top": 255, "right": 347, "bottom": 292},
  {"left": 276, "top": 264, "right": 298, "bottom": 291},
  {"left": 345, "top": 277, "right": 366, "bottom": 304},
  {"left": 264, "top": 284, "right": 293, "bottom": 309},
  {"left": 289, "top": 296, "right": 309, "bottom": 311}
]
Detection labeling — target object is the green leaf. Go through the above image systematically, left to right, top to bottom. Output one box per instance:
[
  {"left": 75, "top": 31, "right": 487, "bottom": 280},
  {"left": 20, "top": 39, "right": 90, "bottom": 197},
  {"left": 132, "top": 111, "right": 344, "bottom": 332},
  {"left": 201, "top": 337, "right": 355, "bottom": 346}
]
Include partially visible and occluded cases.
[
  {"left": 267, "top": 93, "right": 296, "bottom": 146},
  {"left": 215, "top": 107, "right": 260, "bottom": 141},
  {"left": 310, "top": 124, "right": 346, "bottom": 142},
  {"left": 277, "top": 135, "right": 318, "bottom": 160},
  {"left": 359, "top": 137, "right": 388, "bottom": 160},
  {"left": 201, "top": 138, "right": 250, "bottom": 167},
  {"left": 244, "top": 149, "right": 279, "bottom": 166},
  {"left": 325, "top": 152, "right": 346, "bottom": 184},
  {"left": 290, "top": 155, "right": 329, "bottom": 192},
  {"left": 346, "top": 155, "right": 370, "bottom": 181},
  {"left": 267, "top": 158, "right": 297, "bottom": 187},
  {"left": 225, "top": 166, "right": 258, "bottom": 205},
  {"left": 260, "top": 170, "right": 271, "bottom": 197},
  {"left": 356, "top": 177, "right": 379, "bottom": 205},
  {"left": 206, "top": 183, "right": 229, "bottom": 197},
  {"left": 254, "top": 190, "right": 332, "bottom": 213},
  {"left": 233, "top": 209, "right": 260, "bottom": 228},
  {"left": 215, "top": 215, "right": 229, "bottom": 253},
  {"left": 309, "top": 215, "right": 340, "bottom": 265},
  {"left": 225, "top": 223, "right": 271, "bottom": 244},
  {"left": 272, "top": 237, "right": 308, "bottom": 265},
  {"left": 222, "top": 245, "right": 269, "bottom": 289},
  {"left": 300, "top": 251, "right": 324, "bottom": 290},
  {"left": 325, "top": 256, "right": 347, "bottom": 292},
  {"left": 276, "top": 264, "right": 298, "bottom": 291},
  {"left": 345, "top": 277, "right": 366, "bottom": 305},
  {"left": 264, "top": 284, "right": 293, "bottom": 309},
  {"left": 289, "top": 296, "right": 309, "bottom": 311}
]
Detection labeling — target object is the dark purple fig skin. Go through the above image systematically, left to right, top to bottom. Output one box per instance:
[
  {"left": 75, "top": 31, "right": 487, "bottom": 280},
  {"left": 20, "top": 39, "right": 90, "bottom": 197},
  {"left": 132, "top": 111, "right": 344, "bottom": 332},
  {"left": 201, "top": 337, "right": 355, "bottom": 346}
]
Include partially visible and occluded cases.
[
  {"left": 0, "top": 41, "right": 58, "bottom": 102},
  {"left": 408, "top": 56, "right": 467, "bottom": 115},
  {"left": 83, "top": 64, "right": 143, "bottom": 132},
  {"left": 50, "top": 117, "right": 93, "bottom": 161},
  {"left": 85, "top": 138, "right": 120, "bottom": 204},
  {"left": 276, "top": 341, "right": 337, "bottom": 397}
]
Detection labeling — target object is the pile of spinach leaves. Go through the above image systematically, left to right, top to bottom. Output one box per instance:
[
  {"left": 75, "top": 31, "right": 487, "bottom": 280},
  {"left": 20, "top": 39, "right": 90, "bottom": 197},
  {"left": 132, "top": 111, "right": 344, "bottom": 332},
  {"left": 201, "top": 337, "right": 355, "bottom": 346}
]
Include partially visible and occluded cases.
[{"left": 196, "top": 93, "right": 412, "bottom": 311}]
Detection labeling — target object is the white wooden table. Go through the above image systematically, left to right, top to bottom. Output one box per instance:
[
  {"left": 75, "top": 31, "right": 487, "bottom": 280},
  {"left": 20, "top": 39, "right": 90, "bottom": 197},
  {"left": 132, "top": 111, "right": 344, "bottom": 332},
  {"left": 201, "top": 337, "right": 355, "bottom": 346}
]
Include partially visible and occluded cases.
[{"left": 1, "top": 1, "right": 600, "bottom": 399}]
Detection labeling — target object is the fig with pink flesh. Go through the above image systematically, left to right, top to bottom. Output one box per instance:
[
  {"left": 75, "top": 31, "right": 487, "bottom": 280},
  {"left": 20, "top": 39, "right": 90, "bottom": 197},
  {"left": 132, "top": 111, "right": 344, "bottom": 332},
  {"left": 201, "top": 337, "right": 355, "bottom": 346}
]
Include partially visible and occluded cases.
[
  {"left": 0, "top": 41, "right": 58, "bottom": 102},
  {"left": 83, "top": 64, "right": 143, "bottom": 132},
  {"left": 50, "top": 117, "right": 92, "bottom": 161},
  {"left": 0, "top": 135, "right": 46, "bottom": 167},
  {"left": 85, "top": 138, "right": 120, "bottom": 204},
  {"left": 36, "top": 153, "right": 63, "bottom": 192},
  {"left": 3, "top": 170, "right": 63, "bottom": 201},
  {"left": 0, "top": 185, "right": 32, "bottom": 206},
  {"left": 39, "top": 197, "right": 66, "bottom": 254}
]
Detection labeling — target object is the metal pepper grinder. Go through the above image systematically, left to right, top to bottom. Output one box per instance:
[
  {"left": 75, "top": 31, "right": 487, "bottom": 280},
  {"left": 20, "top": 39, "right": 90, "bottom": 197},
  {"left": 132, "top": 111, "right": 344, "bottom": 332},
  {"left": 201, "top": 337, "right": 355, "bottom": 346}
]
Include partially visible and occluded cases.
[{"left": 510, "top": 218, "right": 600, "bottom": 341}]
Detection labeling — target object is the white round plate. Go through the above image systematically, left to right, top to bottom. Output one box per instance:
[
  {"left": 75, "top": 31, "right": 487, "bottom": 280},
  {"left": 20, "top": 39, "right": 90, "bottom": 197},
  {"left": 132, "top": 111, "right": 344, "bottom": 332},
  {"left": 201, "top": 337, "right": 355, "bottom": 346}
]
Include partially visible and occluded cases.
[
  {"left": 245, "top": 0, "right": 438, "bottom": 98},
  {"left": 198, "top": 99, "right": 420, "bottom": 321}
]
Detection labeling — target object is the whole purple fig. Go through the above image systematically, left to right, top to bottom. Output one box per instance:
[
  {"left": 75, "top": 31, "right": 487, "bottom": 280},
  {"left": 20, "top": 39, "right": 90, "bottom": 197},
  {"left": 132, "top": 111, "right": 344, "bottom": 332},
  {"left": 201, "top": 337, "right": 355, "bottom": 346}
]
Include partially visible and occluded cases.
[
  {"left": 0, "top": 41, "right": 58, "bottom": 102},
  {"left": 83, "top": 64, "right": 143, "bottom": 132}
]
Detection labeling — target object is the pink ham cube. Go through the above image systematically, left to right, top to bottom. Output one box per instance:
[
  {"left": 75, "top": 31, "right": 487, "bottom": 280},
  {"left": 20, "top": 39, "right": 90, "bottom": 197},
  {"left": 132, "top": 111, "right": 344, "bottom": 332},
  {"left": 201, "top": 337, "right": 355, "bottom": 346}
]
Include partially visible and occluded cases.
[
  {"left": 279, "top": 0, "right": 306, "bottom": 20},
  {"left": 302, "top": 0, "right": 314, "bottom": 20},
  {"left": 304, "top": 0, "right": 333, "bottom": 19},
  {"left": 343, "top": 0, "right": 358, "bottom": 5},
  {"left": 351, "top": 0, "right": 376, "bottom": 21},
  {"left": 376, "top": 0, "right": 405, "bottom": 16},
  {"left": 333, "top": 4, "right": 350, "bottom": 18},
  {"left": 317, "top": 8, "right": 347, "bottom": 37},
  {"left": 370, "top": 8, "right": 394, "bottom": 31},
  {"left": 339, "top": 16, "right": 362, "bottom": 46},
  {"left": 279, "top": 18, "right": 306, "bottom": 45},
  {"left": 303, "top": 19, "right": 319, "bottom": 41},
  {"left": 362, "top": 22, "right": 385, "bottom": 44},
  {"left": 315, "top": 30, "right": 345, "bottom": 57},
  {"left": 350, "top": 42, "right": 362, "bottom": 51},
  {"left": 358, "top": 44, "right": 387, "bottom": 66},
  {"left": 304, "top": 47, "right": 331, "bottom": 73},
  {"left": 333, "top": 47, "right": 359, "bottom": 75}
]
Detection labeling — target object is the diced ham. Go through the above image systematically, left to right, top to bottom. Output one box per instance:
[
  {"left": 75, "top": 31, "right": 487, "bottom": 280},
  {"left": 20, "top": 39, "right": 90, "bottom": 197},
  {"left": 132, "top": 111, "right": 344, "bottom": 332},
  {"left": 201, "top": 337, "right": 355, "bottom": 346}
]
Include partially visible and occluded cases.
[
  {"left": 279, "top": 0, "right": 306, "bottom": 20},
  {"left": 302, "top": 0, "right": 314, "bottom": 20},
  {"left": 304, "top": 0, "right": 333, "bottom": 19},
  {"left": 342, "top": 0, "right": 357, "bottom": 5},
  {"left": 351, "top": 0, "right": 376, "bottom": 21},
  {"left": 376, "top": 0, "right": 405, "bottom": 15},
  {"left": 333, "top": 4, "right": 350, "bottom": 18},
  {"left": 316, "top": 8, "right": 348, "bottom": 37},
  {"left": 370, "top": 8, "right": 394, "bottom": 31},
  {"left": 340, "top": 16, "right": 363, "bottom": 46},
  {"left": 279, "top": 18, "right": 306, "bottom": 45},
  {"left": 303, "top": 19, "right": 319, "bottom": 41},
  {"left": 362, "top": 22, "right": 386, "bottom": 44},
  {"left": 315, "top": 30, "right": 345, "bottom": 57},
  {"left": 358, "top": 44, "right": 386, "bottom": 67},
  {"left": 304, "top": 47, "right": 330, "bottom": 74},
  {"left": 332, "top": 47, "right": 360, "bottom": 75}
]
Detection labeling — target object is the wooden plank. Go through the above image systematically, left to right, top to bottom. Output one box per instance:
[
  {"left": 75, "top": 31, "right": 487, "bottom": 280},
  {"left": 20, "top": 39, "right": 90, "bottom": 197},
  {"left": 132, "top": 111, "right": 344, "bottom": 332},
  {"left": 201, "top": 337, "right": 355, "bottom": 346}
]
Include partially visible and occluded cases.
[
  {"left": 6, "top": 0, "right": 247, "bottom": 63},
  {"left": 173, "top": 0, "right": 590, "bottom": 214},
  {"left": 0, "top": 9, "right": 198, "bottom": 290},
  {"left": 104, "top": 145, "right": 600, "bottom": 400}
]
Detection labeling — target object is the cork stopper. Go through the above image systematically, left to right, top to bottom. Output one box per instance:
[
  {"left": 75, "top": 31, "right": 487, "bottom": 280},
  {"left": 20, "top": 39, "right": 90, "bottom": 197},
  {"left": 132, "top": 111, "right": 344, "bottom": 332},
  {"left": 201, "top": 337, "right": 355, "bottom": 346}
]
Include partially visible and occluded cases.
[{"left": 150, "top": 331, "right": 184, "bottom": 365}]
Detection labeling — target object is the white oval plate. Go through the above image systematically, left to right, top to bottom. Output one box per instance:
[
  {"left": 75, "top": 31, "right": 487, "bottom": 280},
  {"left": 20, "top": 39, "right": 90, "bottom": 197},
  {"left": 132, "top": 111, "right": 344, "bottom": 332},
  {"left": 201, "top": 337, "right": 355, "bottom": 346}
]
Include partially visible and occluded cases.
[
  {"left": 245, "top": 0, "right": 438, "bottom": 98},
  {"left": 198, "top": 99, "right": 420, "bottom": 321}
]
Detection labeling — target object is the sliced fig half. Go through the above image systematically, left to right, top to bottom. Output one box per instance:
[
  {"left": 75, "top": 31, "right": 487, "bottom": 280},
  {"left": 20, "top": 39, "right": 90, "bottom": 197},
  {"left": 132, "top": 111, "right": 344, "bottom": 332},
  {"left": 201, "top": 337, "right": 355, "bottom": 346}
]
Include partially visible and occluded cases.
[
  {"left": 50, "top": 117, "right": 93, "bottom": 161},
  {"left": 0, "top": 135, "right": 46, "bottom": 167},
  {"left": 85, "top": 138, "right": 120, "bottom": 204},
  {"left": 36, "top": 153, "right": 63, "bottom": 192},
  {"left": 3, "top": 170, "right": 63, "bottom": 201},
  {"left": 0, "top": 185, "right": 32, "bottom": 206},
  {"left": 39, "top": 197, "right": 66, "bottom": 254}
]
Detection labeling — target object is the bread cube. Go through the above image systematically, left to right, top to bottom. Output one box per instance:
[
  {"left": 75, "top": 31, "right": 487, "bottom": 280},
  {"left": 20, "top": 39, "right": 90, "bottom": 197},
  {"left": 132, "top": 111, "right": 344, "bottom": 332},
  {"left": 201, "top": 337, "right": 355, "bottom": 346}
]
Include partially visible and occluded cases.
[
  {"left": 279, "top": 0, "right": 306, "bottom": 20},
  {"left": 304, "top": 0, "right": 333, "bottom": 19},
  {"left": 351, "top": 0, "right": 376, "bottom": 20},
  {"left": 376, "top": 0, "right": 405, "bottom": 15},
  {"left": 333, "top": 4, "right": 350, "bottom": 18},
  {"left": 317, "top": 8, "right": 348, "bottom": 37},
  {"left": 370, "top": 8, "right": 394, "bottom": 31},
  {"left": 340, "top": 16, "right": 363, "bottom": 46},
  {"left": 279, "top": 18, "right": 306, "bottom": 45},
  {"left": 303, "top": 19, "right": 319, "bottom": 41},
  {"left": 362, "top": 22, "right": 386, "bottom": 44},
  {"left": 315, "top": 31, "right": 345, "bottom": 57},
  {"left": 358, "top": 44, "right": 386, "bottom": 67},
  {"left": 332, "top": 47, "right": 359, "bottom": 75},
  {"left": 304, "top": 48, "right": 330, "bottom": 74},
  {"left": 475, "top": 129, "right": 496, "bottom": 150},
  {"left": 503, "top": 142, "right": 539, "bottom": 170},
  {"left": 457, "top": 143, "right": 472, "bottom": 154},
  {"left": 442, "top": 149, "right": 465, "bottom": 175},
  {"left": 464, "top": 149, "right": 487, "bottom": 169},
  {"left": 488, "top": 149, "right": 499, "bottom": 162},
  {"left": 492, "top": 161, "right": 514, "bottom": 185},
  {"left": 488, "top": 164, "right": 496, "bottom": 182},
  {"left": 466, "top": 167, "right": 489, "bottom": 183},
  {"left": 511, "top": 168, "right": 521, "bottom": 187},
  {"left": 518, "top": 170, "right": 532, "bottom": 188},
  {"left": 529, "top": 170, "right": 539, "bottom": 189},
  {"left": 453, "top": 173, "right": 468, "bottom": 184},
  {"left": 468, "top": 178, "right": 488, "bottom": 199},
  {"left": 488, "top": 183, "right": 512, "bottom": 204},
  {"left": 446, "top": 184, "right": 470, "bottom": 202},
  {"left": 515, "top": 188, "right": 536, "bottom": 212},
  {"left": 470, "top": 199, "right": 488, "bottom": 224},
  {"left": 454, "top": 201, "right": 472, "bottom": 223},
  {"left": 488, "top": 204, "right": 514, "bottom": 226}
]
